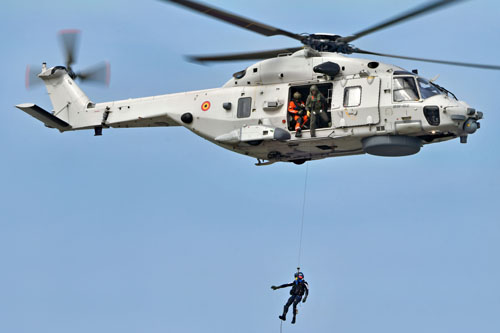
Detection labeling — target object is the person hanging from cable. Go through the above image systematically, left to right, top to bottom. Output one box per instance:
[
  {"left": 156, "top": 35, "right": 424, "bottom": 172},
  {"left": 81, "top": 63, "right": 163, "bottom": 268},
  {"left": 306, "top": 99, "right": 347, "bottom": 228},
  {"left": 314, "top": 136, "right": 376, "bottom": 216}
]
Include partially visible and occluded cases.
[{"left": 271, "top": 271, "right": 309, "bottom": 324}]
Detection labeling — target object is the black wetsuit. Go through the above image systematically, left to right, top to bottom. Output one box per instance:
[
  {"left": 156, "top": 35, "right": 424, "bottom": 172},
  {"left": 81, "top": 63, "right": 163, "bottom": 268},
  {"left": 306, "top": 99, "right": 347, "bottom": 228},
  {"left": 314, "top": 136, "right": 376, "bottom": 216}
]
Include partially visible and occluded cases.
[{"left": 275, "top": 280, "right": 309, "bottom": 320}]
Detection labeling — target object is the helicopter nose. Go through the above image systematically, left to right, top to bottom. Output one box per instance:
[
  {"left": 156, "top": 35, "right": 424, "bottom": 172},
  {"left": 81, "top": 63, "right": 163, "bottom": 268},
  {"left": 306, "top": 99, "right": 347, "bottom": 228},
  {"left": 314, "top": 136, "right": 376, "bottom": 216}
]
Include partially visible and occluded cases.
[
  {"left": 457, "top": 107, "right": 482, "bottom": 143},
  {"left": 465, "top": 108, "right": 483, "bottom": 133}
]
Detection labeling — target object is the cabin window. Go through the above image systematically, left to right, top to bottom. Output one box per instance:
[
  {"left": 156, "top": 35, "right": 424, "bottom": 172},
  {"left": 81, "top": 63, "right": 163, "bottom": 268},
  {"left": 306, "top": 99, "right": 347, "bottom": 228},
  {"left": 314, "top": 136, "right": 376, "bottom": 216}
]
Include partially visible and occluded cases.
[
  {"left": 393, "top": 77, "right": 419, "bottom": 102},
  {"left": 343, "top": 86, "right": 362, "bottom": 107},
  {"left": 237, "top": 97, "right": 252, "bottom": 118}
]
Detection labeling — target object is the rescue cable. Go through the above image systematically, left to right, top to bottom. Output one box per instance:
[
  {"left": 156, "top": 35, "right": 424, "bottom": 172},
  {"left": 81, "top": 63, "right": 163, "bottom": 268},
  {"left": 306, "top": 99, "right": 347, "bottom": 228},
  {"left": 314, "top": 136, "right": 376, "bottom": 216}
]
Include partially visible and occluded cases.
[
  {"left": 278, "top": 163, "right": 309, "bottom": 331},
  {"left": 297, "top": 163, "right": 309, "bottom": 269}
]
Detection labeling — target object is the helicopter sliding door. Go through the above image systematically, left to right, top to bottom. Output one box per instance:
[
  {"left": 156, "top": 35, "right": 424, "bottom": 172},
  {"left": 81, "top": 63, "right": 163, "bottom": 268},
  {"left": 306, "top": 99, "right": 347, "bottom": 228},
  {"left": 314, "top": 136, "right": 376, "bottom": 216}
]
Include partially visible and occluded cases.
[{"left": 331, "top": 77, "right": 381, "bottom": 128}]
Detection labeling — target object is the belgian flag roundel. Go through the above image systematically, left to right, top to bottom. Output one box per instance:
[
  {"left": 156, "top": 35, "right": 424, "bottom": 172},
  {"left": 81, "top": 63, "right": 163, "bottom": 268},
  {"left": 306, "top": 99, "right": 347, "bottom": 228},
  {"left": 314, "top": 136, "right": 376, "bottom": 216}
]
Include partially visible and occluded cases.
[{"left": 201, "top": 101, "right": 211, "bottom": 111}]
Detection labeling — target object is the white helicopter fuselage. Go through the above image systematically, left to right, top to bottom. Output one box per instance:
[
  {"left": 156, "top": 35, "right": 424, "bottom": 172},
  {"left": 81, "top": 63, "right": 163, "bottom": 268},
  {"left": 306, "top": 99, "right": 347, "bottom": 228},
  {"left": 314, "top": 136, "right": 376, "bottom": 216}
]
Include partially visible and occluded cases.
[{"left": 17, "top": 49, "right": 482, "bottom": 165}]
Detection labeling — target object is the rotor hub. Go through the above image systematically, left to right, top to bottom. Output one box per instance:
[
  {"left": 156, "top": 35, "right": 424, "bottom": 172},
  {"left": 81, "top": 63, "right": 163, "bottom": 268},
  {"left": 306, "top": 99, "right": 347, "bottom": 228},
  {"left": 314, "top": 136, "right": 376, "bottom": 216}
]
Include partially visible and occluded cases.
[{"left": 303, "top": 34, "right": 354, "bottom": 53}]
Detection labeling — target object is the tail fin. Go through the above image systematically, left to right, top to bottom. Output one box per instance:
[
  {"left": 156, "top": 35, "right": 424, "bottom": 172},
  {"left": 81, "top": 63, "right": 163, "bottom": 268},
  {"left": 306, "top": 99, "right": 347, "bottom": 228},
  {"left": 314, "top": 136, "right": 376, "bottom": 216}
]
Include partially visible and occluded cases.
[{"left": 39, "top": 66, "right": 91, "bottom": 125}]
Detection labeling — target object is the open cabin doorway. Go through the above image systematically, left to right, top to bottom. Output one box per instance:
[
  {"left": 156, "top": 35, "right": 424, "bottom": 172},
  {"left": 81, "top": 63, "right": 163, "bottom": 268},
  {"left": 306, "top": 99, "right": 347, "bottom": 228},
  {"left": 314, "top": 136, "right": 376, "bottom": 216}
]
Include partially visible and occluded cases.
[{"left": 287, "top": 83, "right": 333, "bottom": 134}]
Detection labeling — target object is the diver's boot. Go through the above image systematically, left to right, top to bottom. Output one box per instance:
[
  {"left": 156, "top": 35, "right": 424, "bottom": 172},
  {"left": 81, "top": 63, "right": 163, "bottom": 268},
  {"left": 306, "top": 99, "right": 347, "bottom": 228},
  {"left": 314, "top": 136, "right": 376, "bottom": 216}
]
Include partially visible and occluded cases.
[
  {"left": 295, "top": 128, "right": 302, "bottom": 138},
  {"left": 291, "top": 308, "right": 298, "bottom": 324},
  {"left": 279, "top": 314, "right": 286, "bottom": 321}
]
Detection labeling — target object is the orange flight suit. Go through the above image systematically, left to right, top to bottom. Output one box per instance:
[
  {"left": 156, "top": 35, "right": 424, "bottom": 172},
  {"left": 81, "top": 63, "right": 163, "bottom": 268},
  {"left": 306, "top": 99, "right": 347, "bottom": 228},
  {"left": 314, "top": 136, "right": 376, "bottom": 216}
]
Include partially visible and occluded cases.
[{"left": 288, "top": 100, "right": 308, "bottom": 131}]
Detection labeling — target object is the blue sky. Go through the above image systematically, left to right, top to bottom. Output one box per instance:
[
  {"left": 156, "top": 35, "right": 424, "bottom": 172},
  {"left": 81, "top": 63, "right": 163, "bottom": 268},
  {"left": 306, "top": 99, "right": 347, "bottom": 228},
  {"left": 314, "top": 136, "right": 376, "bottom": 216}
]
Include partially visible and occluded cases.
[{"left": 1, "top": 1, "right": 499, "bottom": 332}]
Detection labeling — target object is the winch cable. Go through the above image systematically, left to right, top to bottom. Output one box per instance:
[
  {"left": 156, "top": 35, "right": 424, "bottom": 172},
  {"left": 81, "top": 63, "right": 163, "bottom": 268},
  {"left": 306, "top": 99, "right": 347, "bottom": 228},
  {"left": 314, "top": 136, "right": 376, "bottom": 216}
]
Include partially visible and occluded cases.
[
  {"left": 278, "top": 163, "right": 309, "bottom": 331},
  {"left": 297, "top": 163, "right": 309, "bottom": 269}
]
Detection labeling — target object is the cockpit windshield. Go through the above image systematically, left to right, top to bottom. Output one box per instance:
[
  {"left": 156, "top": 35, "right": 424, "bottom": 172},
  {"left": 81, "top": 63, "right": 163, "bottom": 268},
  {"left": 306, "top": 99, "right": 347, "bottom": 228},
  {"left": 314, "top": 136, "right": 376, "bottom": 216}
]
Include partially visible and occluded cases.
[
  {"left": 393, "top": 77, "right": 419, "bottom": 102},
  {"left": 417, "top": 78, "right": 443, "bottom": 99}
]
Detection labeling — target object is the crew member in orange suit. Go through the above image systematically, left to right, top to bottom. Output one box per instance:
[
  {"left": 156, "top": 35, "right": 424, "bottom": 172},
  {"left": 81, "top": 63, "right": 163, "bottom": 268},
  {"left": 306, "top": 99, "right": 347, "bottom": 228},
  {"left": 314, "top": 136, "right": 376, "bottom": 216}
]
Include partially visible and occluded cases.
[{"left": 288, "top": 92, "right": 308, "bottom": 138}]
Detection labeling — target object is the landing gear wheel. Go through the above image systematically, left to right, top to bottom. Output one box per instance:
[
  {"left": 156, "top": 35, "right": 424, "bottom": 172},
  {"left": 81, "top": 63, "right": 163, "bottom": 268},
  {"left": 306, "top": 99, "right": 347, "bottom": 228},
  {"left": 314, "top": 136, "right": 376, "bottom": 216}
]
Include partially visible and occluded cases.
[{"left": 291, "top": 159, "right": 307, "bottom": 165}]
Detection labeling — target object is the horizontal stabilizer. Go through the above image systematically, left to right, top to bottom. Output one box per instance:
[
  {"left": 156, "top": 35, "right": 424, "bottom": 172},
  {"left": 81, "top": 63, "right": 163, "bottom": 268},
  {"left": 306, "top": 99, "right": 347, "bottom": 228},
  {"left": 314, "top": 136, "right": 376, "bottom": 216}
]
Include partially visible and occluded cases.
[{"left": 15, "top": 103, "right": 71, "bottom": 131}]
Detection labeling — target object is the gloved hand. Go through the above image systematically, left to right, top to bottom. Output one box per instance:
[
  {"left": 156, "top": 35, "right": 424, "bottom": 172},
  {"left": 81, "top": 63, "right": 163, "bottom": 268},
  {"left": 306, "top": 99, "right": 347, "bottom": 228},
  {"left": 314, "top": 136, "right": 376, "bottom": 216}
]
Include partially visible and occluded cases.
[
  {"left": 307, "top": 111, "right": 311, "bottom": 117},
  {"left": 271, "top": 286, "right": 278, "bottom": 290},
  {"left": 302, "top": 297, "right": 307, "bottom": 303}
]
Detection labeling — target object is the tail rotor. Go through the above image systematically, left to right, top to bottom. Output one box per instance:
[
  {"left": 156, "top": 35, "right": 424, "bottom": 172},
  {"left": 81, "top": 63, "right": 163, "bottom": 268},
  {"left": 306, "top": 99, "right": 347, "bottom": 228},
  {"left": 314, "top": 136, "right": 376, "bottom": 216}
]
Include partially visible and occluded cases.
[
  {"left": 25, "top": 29, "right": 111, "bottom": 89},
  {"left": 59, "top": 29, "right": 80, "bottom": 72},
  {"left": 76, "top": 61, "right": 111, "bottom": 86},
  {"left": 25, "top": 64, "right": 43, "bottom": 89}
]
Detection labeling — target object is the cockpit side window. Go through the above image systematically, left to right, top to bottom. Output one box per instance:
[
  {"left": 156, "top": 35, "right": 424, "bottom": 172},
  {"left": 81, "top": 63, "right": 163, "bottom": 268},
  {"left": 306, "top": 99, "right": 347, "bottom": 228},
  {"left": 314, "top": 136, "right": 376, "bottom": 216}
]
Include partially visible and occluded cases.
[
  {"left": 393, "top": 77, "right": 419, "bottom": 102},
  {"left": 417, "top": 78, "right": 443, "bottom": 99}
]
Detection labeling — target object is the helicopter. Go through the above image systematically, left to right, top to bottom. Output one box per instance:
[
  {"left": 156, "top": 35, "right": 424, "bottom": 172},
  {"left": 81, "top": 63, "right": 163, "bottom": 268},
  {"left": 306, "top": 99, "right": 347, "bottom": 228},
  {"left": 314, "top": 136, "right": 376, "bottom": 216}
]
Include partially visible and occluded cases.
[{"left": 16, "top": 0, "right": 500, "bottom": 165}]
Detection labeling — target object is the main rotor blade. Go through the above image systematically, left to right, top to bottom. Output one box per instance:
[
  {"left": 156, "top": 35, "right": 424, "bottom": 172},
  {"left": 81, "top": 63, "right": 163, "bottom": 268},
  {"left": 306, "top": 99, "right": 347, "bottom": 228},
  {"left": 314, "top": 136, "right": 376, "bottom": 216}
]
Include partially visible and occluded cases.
[
  {"left": 161, "top": 0, "right": 304, "bottom": 41},
  {"left": 339, "top": 0, "right": 465, "bottom": 43},
  {"left": 58, "top": 29, "right": 81, "bottom": 69},
  {"left": 187, "top": 47, "right": 303, "bottom": 63},
  {"left": 353, "top": 48, "right": 500, "bottom": 70},
  {"left": 77, "top": 61, "right": 111, "bottom": 86}
]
